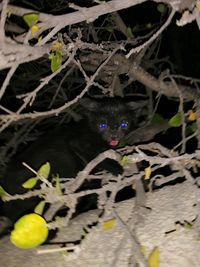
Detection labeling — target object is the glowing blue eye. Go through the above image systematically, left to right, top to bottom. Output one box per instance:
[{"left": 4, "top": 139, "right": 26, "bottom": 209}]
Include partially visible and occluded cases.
[
  {"left": 120, "top": 122, "right": 128, "bottom": 129},
  {"left": 100, "top": 123, "right": 107, "bottom": 129}
]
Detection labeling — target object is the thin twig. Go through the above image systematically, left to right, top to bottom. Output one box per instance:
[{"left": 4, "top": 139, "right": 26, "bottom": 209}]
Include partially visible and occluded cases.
[
  {"left": 126, "top": 8, "right": 176, "bottom": 58},
  {"left": 0, "top": 64, "right": 18, "bottom": 100}
]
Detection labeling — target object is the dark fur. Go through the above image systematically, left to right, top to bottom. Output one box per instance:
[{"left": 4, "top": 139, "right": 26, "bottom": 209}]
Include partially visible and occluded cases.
[{"left": 0, "top": 98, "right": 136, "bottom": 223}]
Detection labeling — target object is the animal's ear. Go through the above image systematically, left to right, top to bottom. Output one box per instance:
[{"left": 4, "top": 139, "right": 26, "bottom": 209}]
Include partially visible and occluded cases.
[
  {"left": 79, "top": 98, "right": 99, "bottom": 112},
  {"left": 126, "top": 100, "right": 148, "bottom": 110},
  {"left": 126, "top": 100, "right": 149, "bottom": 125}
]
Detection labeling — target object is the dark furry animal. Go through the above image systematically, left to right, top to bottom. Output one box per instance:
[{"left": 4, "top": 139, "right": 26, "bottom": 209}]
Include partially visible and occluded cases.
[{"left": 0, "top": 97, "right": 136, "bottom": 224}]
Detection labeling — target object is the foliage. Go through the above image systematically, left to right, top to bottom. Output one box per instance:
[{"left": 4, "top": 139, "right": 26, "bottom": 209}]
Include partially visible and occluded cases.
[{"left": 22, "top": 162, "right": 50, "bottom": 189}]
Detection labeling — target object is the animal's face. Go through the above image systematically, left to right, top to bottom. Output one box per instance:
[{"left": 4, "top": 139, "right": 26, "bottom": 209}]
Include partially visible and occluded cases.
[
  {"left": 81, "top": 98, "right": 134, "bottom": 147},
  {"left": 95, "top": 112, "right": 131, "bottom": 147}
]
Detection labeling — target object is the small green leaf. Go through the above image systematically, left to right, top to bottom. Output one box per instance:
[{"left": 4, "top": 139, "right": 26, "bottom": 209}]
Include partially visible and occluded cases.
[
  {"left": 157, "top": 3, "right": 166, "bottom": 13},
  {"left": 23, "top": 13, "right": 39, "bottom": 28},
  {"left": 146, "top": 23, "right": 152, "bottom": 29},
  {"left": 105, "top": 24, "right": 113, "bottom": 33},
  {"left": 126, "top": 26, "right": 134, "bottom": 38},
  {"left": 49, "top": 51, "right": 63, "bottom": 72},
  {"left": 169, "top": 112, "right": 182, "bottom": 127},
  {"left": 152, "top": 113, "right": 166, "bottom": 124},
  {"left": 186, "top": 122, "right": 198, "bottom": 135},
  {"left": 190, "top": 122, "right": 198, "bottom": 132},
  {"left": 120, "top": 155, "right": 129, "bottom": 166},
  {"left": 37, "top": 162, "right": 50, "bottom": 179},
  {"left": 55, "top": 175, "right": 62, "bottom": 194},
  {"left": 22, "top": 177, "right": 38, "bottom": 189},
  {"left": 0, "top": 186, "right": 7, "bottom": 197},
  {"left": 34, "top": 201, "right": 46, "bottom": 215},
  {"left": 183, "top": 223, "right": 192, "bottom": 229},
  {"left": 140, "top": 245, "right": 146, "bottom": 256}
]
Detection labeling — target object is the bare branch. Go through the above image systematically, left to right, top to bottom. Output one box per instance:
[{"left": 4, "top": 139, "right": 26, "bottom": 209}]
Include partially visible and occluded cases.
[
  {"left": 0, "top": 0, "right": 8, "bottom": 44},
  {"left": 126, "top": 8, "right": 176, "bottom": 58},
  {"left": 0, "top": 46, "right": 121, "bottom": 128}
]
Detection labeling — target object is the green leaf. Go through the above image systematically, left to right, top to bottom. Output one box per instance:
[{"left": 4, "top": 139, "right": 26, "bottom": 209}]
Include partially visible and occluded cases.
[
  {"left": 157, "top": 4, "right": 166, "bottom": 13},
  {"left": 23, "top": 13, "right": 39, "bottom": 28},
  {"left": 146, "top": 23, "right": 152, "bottom": 29},
  {"left": 105, "top": 24, "right": 113, "bottom": 33},
  {"left": 126, "top": 26, "right": 134, "bottom": 38},
  {"left": 49, "top": 51, "right": 63, "bottom": 72},
  {"left": 169, "top": 112, "right": 182, "bottom": 127},
  {"left": 152, "top": 113, "right": 166, "bottom": 124},
  {"left": 186, "top": 122, "right": 198, "bottom": 135},
  {"left": 190, "top": 122, "right": 198, "bottom": 132},
  {"left": 120, "top": 155, "right": 129, "bottom": 166},
  {"left": 22, "top": 162, "right": 50, "bottom": 189},
  {"left": 37, "top": 162, "right": 50, "bottom": 178},
  {"left": 55, "top": 175, "right": 62, "bottom": 194},
  {"left": 22, "top": 177, "right": 38, "bottom": 189},
  {"left": 0, "top": 186, "right": 7, "bottom": 197},
  {"left": 34, "top": 201, "right": 46, "bottom": 215},
  {"left": 183, "top": 222, "right": 192, "bottom": 230}
]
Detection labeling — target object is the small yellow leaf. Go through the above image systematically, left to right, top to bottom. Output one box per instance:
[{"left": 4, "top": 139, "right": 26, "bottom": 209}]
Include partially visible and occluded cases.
[
  {"left": 196, "top": 2, "right": 200, "bottom": 12},
  {"left": 6, "top": 8, "right": 12, "bottom": 17},
  {"left": 31, "top": 24, "right": 39, "bottom": 35},
  {"left": 51, "top": 41, "right": 62, "bottom": 51},
  {"left": 187, "top": 110, "right": 196, "bottom": 121},
  {"left": 120, "top": 155, "right": 129, "bottom": 166},
  {"left": 37, "top": 162, "right": 50, "bottom": 179},
  {"left": 145, "top": 166, "right": 151, "bottom": 180},
  {"left": 22, "top": 177, "right": 37, "bottom": 189},
  {"left": 132, "top": 181, "right": 136, "bottom": 190},
  {"left": 34, "top": 201, "right": 46, "bottom": 215},
  {"left": 10, "top": 213, "right": 48, "bottom": 249},
  {"left": 55, "top": 216, "right": 61, "bottom": 221},
  {"left": 102, "top": 218, "right": 116, "bottom": 231},
  {"left": 196, "top": 235, "right": 200, "bottom": 241},
  {"left": 140, "top": 245, "right": 146, "bottom": 256},
  {"left": 148, "top": 247, "right": 160, "bottom": 267}
]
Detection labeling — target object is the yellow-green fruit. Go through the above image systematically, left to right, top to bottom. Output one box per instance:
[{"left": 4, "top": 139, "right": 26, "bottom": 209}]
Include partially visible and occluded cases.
[{"left": 10, "top": 213, "right": 48, "bottom": 249}]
